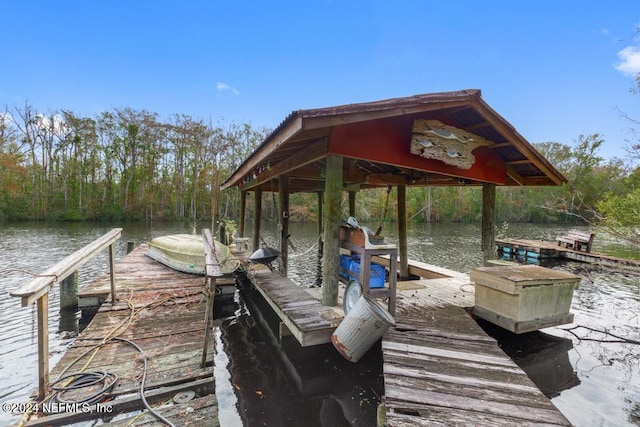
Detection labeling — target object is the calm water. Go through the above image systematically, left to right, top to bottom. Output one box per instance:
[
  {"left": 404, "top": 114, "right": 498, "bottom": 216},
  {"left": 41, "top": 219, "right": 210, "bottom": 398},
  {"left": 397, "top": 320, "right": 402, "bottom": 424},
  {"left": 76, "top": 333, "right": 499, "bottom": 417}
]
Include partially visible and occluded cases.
[{"left": 0, "top": 221, "right": 638, "bottom": 426}]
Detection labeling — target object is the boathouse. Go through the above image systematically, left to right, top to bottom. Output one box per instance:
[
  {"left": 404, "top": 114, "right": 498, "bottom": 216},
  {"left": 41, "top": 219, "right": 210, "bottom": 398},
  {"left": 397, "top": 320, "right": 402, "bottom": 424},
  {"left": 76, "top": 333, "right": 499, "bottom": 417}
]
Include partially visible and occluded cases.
[
  {"left": 221, "top": 89, "right": 567, "bottom": 307},
  {"left": 7, "top": 90, "right": 576, "bottom": 426}
]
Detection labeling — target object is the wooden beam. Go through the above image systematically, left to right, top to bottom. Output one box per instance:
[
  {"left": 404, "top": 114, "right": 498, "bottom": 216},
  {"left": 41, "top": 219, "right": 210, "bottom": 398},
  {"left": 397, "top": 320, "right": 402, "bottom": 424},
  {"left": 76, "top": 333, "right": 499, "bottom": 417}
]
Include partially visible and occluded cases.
[
  {"left": 472, "top": 98, "right": 565, "bottom": 185},
  {"left": 303, "top": 100, "right": 473, "bottom": 130},
  {"left": 221, "top": 116, "right": 303, "bottom": 190},
  {"left": 238, "top": 138, "right": 327, "bottom": 191},
  {"left": 488, "top": 142, "right": 512, "bottom": 149},
  {"left": 322, "top": 154, "right": 342, "bottom": 306},
  {"left": 506, "top": 159, "right": 533, "bottom": 165},
  {"left": 506, "top": 165, "right": 526, "bottom": 186},
  {"left": 343, "top": 168, "right": 414, "bottom": 186},
  {"left": 279, "top": 175, "right": 290, "bottom": 276},
  {"left": 482, "top": 183, "right": 497, "bottom": 260},
  {"left": 397, "top": 185, "right": 409, "bottom": 279},
  {"left": 252, "top": 187, "right": 262, "bottom": 253},
  {"left": 239, "top": 190, "right": 247, "bottom": 237},
  {"left": 317, "top": 191, "right": 324, "bottom": 253},
  {"left": 348, "top": 191, "right": 356, "bottom": 216},
  {"left": 11, "top": 228, "right": 122, "bottom": 307},
  {"left": 201, "top": 229, "right": 222, "bottom": 368},
  {"left": 109, "top": 243, "right": 116, "bottom": 304},
  {"left": 37, "top": 293, "right": 49, "bottom": 400}
]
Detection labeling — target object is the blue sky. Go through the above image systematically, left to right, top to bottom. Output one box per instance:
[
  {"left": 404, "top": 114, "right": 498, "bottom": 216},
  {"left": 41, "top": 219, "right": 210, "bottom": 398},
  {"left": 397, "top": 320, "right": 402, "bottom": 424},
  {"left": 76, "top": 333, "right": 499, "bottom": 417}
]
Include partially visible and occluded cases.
[{"left": 1, "top": 1, "right": 639, "bottom": 160}]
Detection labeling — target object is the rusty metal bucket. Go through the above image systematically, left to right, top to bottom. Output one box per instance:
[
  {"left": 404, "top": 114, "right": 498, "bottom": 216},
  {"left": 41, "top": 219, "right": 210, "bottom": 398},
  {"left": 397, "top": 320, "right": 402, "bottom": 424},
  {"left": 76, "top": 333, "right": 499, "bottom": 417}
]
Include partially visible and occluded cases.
[{"left": 331, "top": 294, "right": 395, "bottom": 362}]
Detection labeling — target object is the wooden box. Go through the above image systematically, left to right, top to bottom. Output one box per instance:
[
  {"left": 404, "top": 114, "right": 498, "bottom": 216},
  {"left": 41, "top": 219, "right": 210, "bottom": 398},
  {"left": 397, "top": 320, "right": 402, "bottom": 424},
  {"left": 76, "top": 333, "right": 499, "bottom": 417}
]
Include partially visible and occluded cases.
[
  {"left": 340, "top": 226, "right": 366, "bottom": 247},
  {"left": 470, "top": 265, "right": 580, "bottom": 334}
]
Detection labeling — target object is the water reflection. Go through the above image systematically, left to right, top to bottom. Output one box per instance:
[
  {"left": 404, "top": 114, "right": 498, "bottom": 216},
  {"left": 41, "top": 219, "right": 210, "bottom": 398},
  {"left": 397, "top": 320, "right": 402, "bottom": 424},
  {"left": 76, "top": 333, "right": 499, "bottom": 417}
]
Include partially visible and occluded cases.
[
  {"left": 1, "top": 221, "right": 639, "bottom": 426},
  {"left": 212, "top": 276, "right": 383, "bottom": 426},
  {"left": 478, "top": 319, "right": 580, "bottom": 398}
]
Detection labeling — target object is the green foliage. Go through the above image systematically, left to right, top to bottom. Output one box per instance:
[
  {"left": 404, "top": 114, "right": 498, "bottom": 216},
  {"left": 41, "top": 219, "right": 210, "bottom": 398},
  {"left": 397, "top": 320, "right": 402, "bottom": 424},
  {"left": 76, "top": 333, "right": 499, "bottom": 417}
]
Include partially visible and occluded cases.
[
  {"left": 1, "top": 102, "right": 639, "bottom": 232},
  {"left": 596, "top": 189, "right": 640, "bottom": 244},
  {"left": 597, "top": 189, "right": 640, "bottom": 227}
]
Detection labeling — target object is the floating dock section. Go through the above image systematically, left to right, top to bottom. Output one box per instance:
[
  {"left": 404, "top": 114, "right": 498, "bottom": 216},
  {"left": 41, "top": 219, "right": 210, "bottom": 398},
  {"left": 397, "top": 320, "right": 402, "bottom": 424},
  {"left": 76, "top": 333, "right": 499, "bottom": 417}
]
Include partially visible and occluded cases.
[{"left": 496, "top": 238, "right": 640, "bottom": 271}]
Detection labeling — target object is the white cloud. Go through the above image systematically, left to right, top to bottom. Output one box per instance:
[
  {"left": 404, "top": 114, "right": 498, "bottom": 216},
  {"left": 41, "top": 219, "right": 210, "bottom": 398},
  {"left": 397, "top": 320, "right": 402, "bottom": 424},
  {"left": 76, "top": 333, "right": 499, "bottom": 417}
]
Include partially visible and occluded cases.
[
  {"left": 615, "top": 46, "right": 640, "bottom": 75},
  {"left": 215, "top": 82, "right": 240, "bottom": 95}
]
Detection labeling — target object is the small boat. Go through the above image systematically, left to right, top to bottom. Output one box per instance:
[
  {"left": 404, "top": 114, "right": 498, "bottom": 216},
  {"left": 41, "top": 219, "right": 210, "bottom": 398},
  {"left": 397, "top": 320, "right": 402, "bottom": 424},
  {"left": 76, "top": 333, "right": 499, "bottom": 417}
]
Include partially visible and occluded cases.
[{"left": 146, "top": 234, "right": 240, "bottom": 276}]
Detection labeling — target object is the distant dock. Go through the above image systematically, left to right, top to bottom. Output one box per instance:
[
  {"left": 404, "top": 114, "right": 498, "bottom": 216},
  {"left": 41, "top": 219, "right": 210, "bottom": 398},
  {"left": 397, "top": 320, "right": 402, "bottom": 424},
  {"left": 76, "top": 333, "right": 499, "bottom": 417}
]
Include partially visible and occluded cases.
[{"left": 496, "top": 238, "right": 640, "bottom": 271}]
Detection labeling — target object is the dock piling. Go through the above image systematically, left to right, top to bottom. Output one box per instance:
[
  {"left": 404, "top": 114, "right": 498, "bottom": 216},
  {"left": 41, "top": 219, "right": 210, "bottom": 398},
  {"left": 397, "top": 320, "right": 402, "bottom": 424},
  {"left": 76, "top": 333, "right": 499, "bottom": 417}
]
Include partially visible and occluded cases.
[{"left": 60, "top": 271, "right": 79, "bottom": 310}]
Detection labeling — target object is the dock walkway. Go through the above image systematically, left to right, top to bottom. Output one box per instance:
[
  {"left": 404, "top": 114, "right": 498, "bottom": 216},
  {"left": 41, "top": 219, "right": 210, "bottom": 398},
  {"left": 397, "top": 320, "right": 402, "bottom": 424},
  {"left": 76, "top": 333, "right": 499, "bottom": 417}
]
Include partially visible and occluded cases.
[
  {"left": 22, "top": 245, "right": 218, "bottom": 426},
  {"left": 246, "top": 258, "right": 572, "bottom": 425},
  {"left": 249, "top": 268, "right": 343, "bottom": 346},
  {"left": 383, "top": 290, "right": 571, "bottom": 425}
]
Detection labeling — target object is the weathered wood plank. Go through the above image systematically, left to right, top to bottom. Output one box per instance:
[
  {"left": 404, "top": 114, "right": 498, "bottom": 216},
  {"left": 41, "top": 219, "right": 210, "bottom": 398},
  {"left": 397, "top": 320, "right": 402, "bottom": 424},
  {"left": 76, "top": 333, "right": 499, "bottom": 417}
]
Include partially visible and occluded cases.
[
  {"left": 12, "top": 228, "right": 123, "bottom": 306},
  {"left": 29, "top": 245, "right": 219, "bottom": 425},
  {"left": 249, "top": 269, "right": 341, "bottom": 346},
  {"left": 382, "top": 303, "right": 571, "bottom": 426},
  {"left": 24, "top": 379, "right": 215, "bottom": 426},
  {"left": 385, "top": 383, "right": 570, "bottom": 425},
  {"left": 101, "top": 394, "right": 219, "bottom": 426},
  {"left": 386, "top": 402, "right": 568, "bottom": 427}
]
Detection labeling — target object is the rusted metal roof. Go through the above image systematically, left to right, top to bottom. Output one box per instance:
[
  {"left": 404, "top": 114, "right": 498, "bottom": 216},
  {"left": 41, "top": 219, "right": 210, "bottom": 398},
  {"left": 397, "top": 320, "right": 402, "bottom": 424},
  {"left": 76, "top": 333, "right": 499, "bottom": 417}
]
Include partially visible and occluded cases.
[{"left": 221, "top": 89, "right": 566, "bottom": 192}]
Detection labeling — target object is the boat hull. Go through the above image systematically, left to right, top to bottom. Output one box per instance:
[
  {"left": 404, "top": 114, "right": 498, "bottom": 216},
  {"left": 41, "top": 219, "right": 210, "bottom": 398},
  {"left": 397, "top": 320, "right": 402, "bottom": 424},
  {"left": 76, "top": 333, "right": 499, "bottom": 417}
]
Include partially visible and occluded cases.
[{"left": 146, "top": 234, "right": 239, "bottom": 275}]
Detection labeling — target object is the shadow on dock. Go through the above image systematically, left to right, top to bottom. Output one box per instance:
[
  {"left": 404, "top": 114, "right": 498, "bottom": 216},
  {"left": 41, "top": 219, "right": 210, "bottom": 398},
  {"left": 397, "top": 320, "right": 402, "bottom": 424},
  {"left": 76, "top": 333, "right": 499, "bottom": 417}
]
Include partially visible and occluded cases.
[{"left": 476, "top": 318, "right": 580, "bottom": 398}]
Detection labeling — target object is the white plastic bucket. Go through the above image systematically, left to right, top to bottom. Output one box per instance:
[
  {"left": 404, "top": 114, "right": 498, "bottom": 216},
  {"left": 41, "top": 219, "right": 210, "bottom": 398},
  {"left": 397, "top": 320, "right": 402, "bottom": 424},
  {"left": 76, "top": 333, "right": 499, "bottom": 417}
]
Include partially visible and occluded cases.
[{"left": 331, "top": 294, "right": 395, "bottom": 362}]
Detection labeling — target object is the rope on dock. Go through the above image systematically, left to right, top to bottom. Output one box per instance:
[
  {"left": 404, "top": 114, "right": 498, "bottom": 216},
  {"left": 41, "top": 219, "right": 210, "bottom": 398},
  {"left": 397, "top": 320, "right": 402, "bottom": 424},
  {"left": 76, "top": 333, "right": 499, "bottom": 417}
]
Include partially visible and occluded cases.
[
  {"left": 20, "top": 290, "right": 182, "bottom": 427},
  {"left": 51, "top": 371, "right": 117, "bottom": 405}
]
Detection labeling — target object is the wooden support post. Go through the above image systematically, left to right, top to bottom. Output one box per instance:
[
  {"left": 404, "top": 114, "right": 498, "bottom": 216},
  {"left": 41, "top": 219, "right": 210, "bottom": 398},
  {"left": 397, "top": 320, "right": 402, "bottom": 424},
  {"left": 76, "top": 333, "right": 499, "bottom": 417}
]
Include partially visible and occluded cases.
[
  {"left": 322, "top": 154, "right": 342, "bottom": 306},
  {"left": 211, "top": 170, "right": 221, "bottom": 235},
  {"left": 279, "top": 175, "right": 289, "bottom": 276},
  {"left": 482, "top": 183, "right": 497, "bottom": 261},
  {"left": 397, "top": 185, "right": 409, "bottom": 279},
  {"left": 252, "top": 187, "right": 262, "bottom": 253},
  {"left": 239, "top": 190, "right": 247, "bottom": 238},
  {"left": 317, "top": 191, "right": 323, "bottom": 254},
  {"left": 348, "top": 191, "right": 356, "bottom": 217},
  {"left": 219, "top": 222, "right": 227, "bottom": 245},
  {"left": 201, "top": 229, "right": 222, "bottom": 368},
  {"left": 126, "top": 241, "right": 135, "bottom": 254},
  {"left": 109, "top": 243, "right": 117, "bottom": 305},
  {"left": 60, "top": 271, "right": 78, "bottom": 310},
  {"left": 201, "top": 276, "right": 215, "bottom": 368},
  {"left": 37, "top": 294, "right": 49, "bottom": 400}
]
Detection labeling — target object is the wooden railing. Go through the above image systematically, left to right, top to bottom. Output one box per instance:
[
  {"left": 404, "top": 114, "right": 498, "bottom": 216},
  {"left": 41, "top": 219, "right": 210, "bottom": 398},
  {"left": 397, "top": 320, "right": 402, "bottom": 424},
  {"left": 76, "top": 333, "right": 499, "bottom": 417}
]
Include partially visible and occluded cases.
[
  {"left": 10, "top": 228, "right": 123, "bottom": 399},
  {"left": 201, "top": 229, "right": 222, "bottom": 368}
]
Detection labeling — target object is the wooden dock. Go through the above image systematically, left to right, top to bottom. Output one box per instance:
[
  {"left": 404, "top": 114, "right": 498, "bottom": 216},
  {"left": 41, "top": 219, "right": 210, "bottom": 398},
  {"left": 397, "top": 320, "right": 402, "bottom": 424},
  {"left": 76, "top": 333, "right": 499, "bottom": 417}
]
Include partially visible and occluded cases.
[
  {"left": 496, "top": 238, "right": 640, "bottom": 271},
  {"left": 21, "top": 244, "right": 219, "bottom": 426},
  {"left": 245, "top": 257, "right": 572, "bottom": 425},
  {"left": 248, "top": 267, "right": 343, "bottom": 347},
  {"left": 383, "top": 281, "right": 571, "bottom": 426}
]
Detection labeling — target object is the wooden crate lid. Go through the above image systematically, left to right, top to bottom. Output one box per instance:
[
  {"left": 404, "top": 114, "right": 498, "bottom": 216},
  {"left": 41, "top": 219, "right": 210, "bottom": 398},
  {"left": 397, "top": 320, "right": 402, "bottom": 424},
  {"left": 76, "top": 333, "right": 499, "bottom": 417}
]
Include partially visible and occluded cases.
[{"left": 470, "top": 265, "right": 581, "bottom": 295}]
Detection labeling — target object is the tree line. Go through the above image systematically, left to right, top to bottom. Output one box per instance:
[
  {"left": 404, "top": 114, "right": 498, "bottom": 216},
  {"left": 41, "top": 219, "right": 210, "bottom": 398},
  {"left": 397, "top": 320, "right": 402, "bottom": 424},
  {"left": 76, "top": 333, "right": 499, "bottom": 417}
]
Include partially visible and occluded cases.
[
  {"left": 0, "top": 102, "right": 638, "bottom": 243},
  {"left": 0, "top": 104, "right": 267, "bottom": 223}
]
